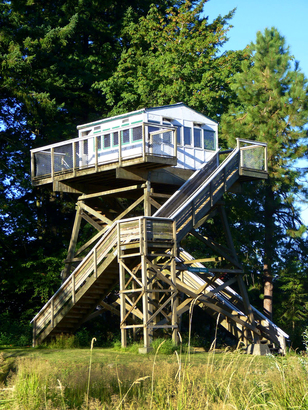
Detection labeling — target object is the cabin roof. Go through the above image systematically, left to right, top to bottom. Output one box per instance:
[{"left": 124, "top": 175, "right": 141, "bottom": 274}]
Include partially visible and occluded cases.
[{"left": 76, "top": 102, "right": 217, "bottom": 130}]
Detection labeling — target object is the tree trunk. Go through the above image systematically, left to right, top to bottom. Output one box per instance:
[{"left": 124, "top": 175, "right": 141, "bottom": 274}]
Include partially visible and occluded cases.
[
  {"left": 263, "top": 182, "right": 275, "bottom": 321},
  {"left": 263, "top": 263, "right": 273, "bottom": 320}
]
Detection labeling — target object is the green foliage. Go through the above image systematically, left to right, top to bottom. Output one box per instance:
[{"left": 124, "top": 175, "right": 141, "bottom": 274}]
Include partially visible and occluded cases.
[
  {"left": 0, "top": 0, "right": 179, "bottom": 347},
  {"left": 97, "top": 0, "right": 245, "bottom": 120},
  {"left": 220, "top": 28, "right": 308, "bottom": 320},
  {"left": 0, "top": 312, "right": 32, "bottom": 347},
  {"left": 43, "top": 334, "right": 79, "bottom": 349},
  {"left": 151, "top": 338, "right": 177, "bottom": 355},
  {"left": 3, "top": 350, "right": 308, "bottom": 409}
]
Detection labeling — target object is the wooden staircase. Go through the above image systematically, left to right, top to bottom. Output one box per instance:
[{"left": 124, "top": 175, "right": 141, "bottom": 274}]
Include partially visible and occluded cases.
[{"left": 32, "top": 139, "right": 287, "bottom": 351}]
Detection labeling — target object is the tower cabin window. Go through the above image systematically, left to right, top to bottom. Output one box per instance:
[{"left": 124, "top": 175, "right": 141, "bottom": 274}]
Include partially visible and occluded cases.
[
  {"left": 162, "top": 119, "right": 172, "bottom": 144},
  {"left": 132, "top": 126, "right": 142, "bottom": 141},
  {"left": 194, "top": 126, "right": 202, "bottom": 148},
  {"left": 176, "top": 127, "right": 182, "bottom": 145},
  {"left": 184, "top": 127, "right": 191, "bottom": 146},
  {"left": 122, "top": 129, "right": 130, "bottom": 144},
  {"left": 204, "top": 130, "right": 216, "bottom": 150},
  {"left": 113, "top": 131, "right": 119, "bottom": 146},
  {"left": 104, "top": 134, "right": 111, "bottom": 149}
]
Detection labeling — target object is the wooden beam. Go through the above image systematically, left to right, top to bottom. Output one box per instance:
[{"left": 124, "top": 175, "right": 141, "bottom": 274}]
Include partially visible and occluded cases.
[
  {"left": 78, "top": 184, "right": 146, "bottom": 200},
  {"left": 114, "top": 195, "right": 145, "bottom": 222},
  {"left": 79, "top": 202, "right": 113, "bottom": 225},
  {"left": 81, "top": 212, "right": 103, "bottom": 231},
  {"left": 75, "top": 227, "right": 109, "bottom": 256},
  {"left": 190, "top": 229, "right": 242, "bottom": 269},
  {"left": 183, "top": 257, "right": 224, "bottom": 264}
]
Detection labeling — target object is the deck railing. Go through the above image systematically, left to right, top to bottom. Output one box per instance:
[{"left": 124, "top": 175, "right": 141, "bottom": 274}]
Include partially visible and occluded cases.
[
  {"left": 31, "top": 122, "right": 177, "bottom": 180},
  {"left": 154, "top": 139, "right": 267, "bottom": 241},
  {"left": 31, "top": 217, "right": 174, "bottom": 345}
]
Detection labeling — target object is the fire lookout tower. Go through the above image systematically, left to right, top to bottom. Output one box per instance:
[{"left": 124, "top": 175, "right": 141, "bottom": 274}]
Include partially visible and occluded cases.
[{"left": 30, "top": 103, "right": 288, "bottom": 353}]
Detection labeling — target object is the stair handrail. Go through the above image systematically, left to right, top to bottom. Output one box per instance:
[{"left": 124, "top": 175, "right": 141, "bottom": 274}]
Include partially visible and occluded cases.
[
  {"left": 170, "top": 147, "right": 238, "bottom": 220},
  {"left": 31, "top": 215, "right": 175, "bottom": 325}
]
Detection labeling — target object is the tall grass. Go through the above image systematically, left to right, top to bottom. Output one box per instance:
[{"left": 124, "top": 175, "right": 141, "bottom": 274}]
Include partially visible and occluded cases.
[{"left": 2, "top": 348, "right": 308, "bottom": 409}]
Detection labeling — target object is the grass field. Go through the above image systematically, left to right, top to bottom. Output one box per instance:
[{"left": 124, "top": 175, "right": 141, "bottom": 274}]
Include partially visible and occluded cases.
[{"left": 1, "top": 342, "right": 308, "bottom": 409}]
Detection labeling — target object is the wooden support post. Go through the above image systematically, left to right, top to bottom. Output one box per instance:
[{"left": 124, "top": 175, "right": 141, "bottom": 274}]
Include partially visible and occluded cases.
[
  {"left": 144, "top": 181, "right": 151, "bottom": 217},
  {"left": 63, "top": 203, "right": 83, "bottom": 280},
  {"left": 218, "top": 205, "right": 241, "bottom": 267},
  {"left": 171, "top": 221, "right": 178, "bottom": 345},
  {"left": 118, "top": 222, "right": 127, "bottom": 348},
  {"left": 141, "top": 254, "right": 150, "bottom": 351},
  {"left": 119, "top": 260, "right": 127, "bottom": 348}
]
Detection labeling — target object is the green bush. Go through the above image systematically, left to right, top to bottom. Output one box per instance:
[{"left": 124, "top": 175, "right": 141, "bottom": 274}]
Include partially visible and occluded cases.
[
  {"left": 0, "top": 312, "right": 32, "bottom": 347},
  {"left": 151, "top": 338, "right": 177, "bottom": 355}
]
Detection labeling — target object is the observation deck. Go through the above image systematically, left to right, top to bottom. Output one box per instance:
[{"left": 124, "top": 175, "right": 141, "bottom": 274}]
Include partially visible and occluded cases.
[{"left": 30, "top": 103, "right": 220, "bottom": 193}]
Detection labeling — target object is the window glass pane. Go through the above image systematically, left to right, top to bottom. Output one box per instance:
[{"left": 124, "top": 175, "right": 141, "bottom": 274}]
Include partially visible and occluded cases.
[
  {"left": 132, "top": 126, "right": 142, "bottom": 141},
  {"left": 176, "top": 127, "right": 181, "bottom": 145},
  {"left": 184, "top": 127, "right": 191, "bottom": 146},
  {"left": 194, "top": 128, "right": 201, "bottom": 148},
  {"left": 122, "top": 129, "right": 130, "bottom": 144},
  {"left": 163, "top": 130, "right": 171, "bottom": 144},
  {"left": 204, "top": 130, "right": 215, "bottom": 150},
  {"left": 113, "top": 132, "right": 118, "bottom": 146},
  {"left": 104, "top": 134, "right": 111, "bottom": 149},
  {"left": 97, "top": 136, "right": 102, "bottom": 150},
  {"left": 83, "top": 140, "right": 88, "bottom": 154}
]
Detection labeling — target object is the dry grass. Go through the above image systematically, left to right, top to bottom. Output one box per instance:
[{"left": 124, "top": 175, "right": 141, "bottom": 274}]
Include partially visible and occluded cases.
[{"left": 1, "top": 347, "right": 308, "bottom": 409}]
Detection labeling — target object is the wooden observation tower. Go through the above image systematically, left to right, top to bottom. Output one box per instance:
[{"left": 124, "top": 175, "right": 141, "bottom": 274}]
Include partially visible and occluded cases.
[{"left": 30, "top": 103, "right": 288, "bottom": 353}]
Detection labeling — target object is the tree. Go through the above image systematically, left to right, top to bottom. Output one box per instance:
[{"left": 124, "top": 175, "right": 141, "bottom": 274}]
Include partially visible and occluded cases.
[
  {"left": 0, "top": 0, "right": 174, "bottom": 336},
  {"left": 96, "top": 0, "right": 245, "bottom": 120},
  {"left": 221, "top": 28, "right": 308, "bottom": 320}
]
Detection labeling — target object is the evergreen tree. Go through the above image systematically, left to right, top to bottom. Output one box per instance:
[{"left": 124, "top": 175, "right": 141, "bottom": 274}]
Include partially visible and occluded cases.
[
  {"left": 0, "top": 0, "right": 173, "bottom": 333},
  {"left": 97, "top": 0, "right": 245, "bottom": 120},
  {"left": 221, "top": 28, "right": 308, "bottom": 320}
]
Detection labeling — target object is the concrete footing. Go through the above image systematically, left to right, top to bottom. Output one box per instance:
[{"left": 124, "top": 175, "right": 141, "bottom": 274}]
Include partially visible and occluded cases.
[
  {"left": 247, "top": 343, "right": 270, "bottom": 356},
  {"left": 138, "top": 347, "right": 153, "bottom": 354}
]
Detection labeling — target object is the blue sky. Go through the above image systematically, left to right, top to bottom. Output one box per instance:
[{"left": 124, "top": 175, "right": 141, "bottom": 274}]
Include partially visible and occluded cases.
[
  {"left": 203, "top": 0, "right": 308, "bottom": 78},
  {"left": 203, "top": 0, "right": 308, "bottom": 223}
]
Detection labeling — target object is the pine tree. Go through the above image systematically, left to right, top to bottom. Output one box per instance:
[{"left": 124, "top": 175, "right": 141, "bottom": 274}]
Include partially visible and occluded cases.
[{"left": 221, "top": 28, "right": 308, "bottom": 320}]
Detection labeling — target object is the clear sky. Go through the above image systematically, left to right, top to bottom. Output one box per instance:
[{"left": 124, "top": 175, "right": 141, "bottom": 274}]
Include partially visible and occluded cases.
[{"left": 203, "top": 0, "right": 308, "bottom": 78}]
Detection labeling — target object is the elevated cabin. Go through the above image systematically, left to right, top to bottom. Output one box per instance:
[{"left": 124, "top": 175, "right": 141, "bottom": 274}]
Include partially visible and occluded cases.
[{"left": 30, "top": 103, "right": 219, "bottom": 193}]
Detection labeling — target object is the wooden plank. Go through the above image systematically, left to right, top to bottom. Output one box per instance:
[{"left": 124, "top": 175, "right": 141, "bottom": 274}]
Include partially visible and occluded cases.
[
  {"left": 78, "top": 184, "right": 146, "bottom": 200},
  {"left": 79, "top": 202, "right": 113, "bottom": 225},
  {"left": 81, "top": 212, "right": 103, "bottom": 231}
]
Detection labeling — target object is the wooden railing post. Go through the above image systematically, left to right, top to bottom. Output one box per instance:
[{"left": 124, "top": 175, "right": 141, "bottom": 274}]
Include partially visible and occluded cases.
[
  {"left": 142, "top": 122, "right": 146, "bottom": 160},
  {"left": 173, "top": 128, "right": 177, "bottom": 160},
  {"left": 119, "top": 131, "right": 122, "bottom": 167},
  {"left": 95, "top": 136, "right": 98, "bottom": 172},
  {"left": 73, "top": 142, "right": 76, "bottom": 176},
  {"left": 264, "top": 145, "right": 268, "bottom": 172},
  {"left": 51, "top": 148, "right": 54, "bottom": 179},
  {"left": 31, "top": 152, "right": 35, "bottom": 179},
  {"left": 72, "top": 275, "right": 75, "bottom": 304},
  {"left": 51, "top": 298, "right": 54, "bottom": 329},
  {"left": 32, "top": 320, "right": 37, "bottom": 347}
]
